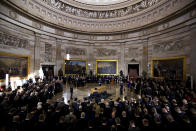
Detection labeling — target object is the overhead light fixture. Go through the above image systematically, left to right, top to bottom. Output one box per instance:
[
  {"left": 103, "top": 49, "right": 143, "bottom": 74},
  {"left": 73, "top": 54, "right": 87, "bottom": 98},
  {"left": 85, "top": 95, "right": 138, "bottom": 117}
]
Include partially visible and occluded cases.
[{"left": 67, "top": 54, "right": 70, "bottom": 60}]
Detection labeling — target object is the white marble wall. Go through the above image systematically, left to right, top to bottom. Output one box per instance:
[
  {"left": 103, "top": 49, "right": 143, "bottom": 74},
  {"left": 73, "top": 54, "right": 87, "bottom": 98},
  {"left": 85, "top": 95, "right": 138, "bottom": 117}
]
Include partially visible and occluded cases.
[{"left": 0, "top": 22, "right": 194, "bottom": 80}]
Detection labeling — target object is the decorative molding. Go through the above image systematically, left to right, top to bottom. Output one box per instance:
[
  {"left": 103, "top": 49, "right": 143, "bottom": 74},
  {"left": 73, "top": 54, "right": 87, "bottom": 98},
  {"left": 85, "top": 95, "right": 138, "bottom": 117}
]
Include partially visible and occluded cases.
[
  {"left": 41, "top": 0, "right": 161, "bottom": 19},
  {"left": 59, "top": 0, "right": 139, "bottom": 10},
  {"left": 66, "top": 0, "right": 132, "bottom": 6},
  {"left": 190, "top": 9, "right": 196, "bottom": 17},
  {"left": 9, "top": 11, "right": 17, "bottom": 19},
  {"left": 55, "top": 29, "right": 64, "bottom": 35},
  {"left": 73, "top": 34, "right": 78, "bottom": 39},
  {"left": 130, "top": 58, "right": 137, "bottom": 62}
]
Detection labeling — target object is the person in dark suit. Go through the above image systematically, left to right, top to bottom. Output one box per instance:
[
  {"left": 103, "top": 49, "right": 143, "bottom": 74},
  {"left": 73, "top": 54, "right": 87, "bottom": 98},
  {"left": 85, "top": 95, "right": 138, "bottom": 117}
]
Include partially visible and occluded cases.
[
  {"left": 58, "top": 68, "right": 63, "bottom": 80},
  {"left": 98, "top": 78, "right": 102, "bottom": 86},
  {"left": 120, "top": 81, "right": 123, "bottom": 95},
  {"left": 70, "top": 85, "right": 73, "bottom": 99}
]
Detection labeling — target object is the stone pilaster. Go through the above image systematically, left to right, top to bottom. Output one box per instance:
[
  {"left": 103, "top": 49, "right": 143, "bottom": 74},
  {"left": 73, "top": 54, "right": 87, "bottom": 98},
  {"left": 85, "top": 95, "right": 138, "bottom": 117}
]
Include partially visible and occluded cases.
[
  {"left": 34, "top": 33, "right": 41, "bottom": 75},
  {"left": 56, "top": 39, "right": 63, "bottom": 76},
  {"left": 142, "top": 39, "right": 148, "bottom": 75},
  {"left": 88, "top": 43, "right": 95, "bottom": 75},
  {"left": 120, "top": 43, "right": 125, "bottom": 75}
]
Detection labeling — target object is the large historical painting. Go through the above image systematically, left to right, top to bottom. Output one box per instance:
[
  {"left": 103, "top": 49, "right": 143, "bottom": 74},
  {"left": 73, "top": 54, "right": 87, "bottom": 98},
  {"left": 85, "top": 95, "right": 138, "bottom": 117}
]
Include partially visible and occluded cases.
[
  {"left": 0, "top": 52, "right": 29, "bottom": 80},
  {"left": 151, "top": 57, "right": 186, "bottom": 80},
  {"left": 64, "top": 60, "right": 86, "bottom": 74},
  {"left": 96, "top": 60, "right": 118, "bottom": 75}
]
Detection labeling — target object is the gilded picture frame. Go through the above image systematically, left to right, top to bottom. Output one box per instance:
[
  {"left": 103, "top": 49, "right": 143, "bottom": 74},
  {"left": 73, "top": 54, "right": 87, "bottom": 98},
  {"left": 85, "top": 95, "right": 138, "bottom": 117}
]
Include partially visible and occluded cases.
[
  {"left": 0, "top": 52, "right": 30, "bottom": 81},
  {"left": 151, "top": 56, "right": 186, "bottom": 81},
  {"left": 63, "top": 59, "right": 87, "bottom": 75},
  {"left": 96, "top": 60, "right": 118, "bottom": 75}
]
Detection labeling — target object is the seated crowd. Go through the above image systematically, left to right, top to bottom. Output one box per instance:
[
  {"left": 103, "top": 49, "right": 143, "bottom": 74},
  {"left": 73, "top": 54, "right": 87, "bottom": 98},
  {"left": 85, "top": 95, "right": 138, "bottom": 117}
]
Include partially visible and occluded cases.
[{"left": 0, "top": 78, "right": 196, "bottom": 131}]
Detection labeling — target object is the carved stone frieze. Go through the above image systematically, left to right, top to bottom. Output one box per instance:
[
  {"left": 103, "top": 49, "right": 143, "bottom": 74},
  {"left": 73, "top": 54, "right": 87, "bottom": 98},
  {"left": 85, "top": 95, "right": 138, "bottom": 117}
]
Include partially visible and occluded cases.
[
  {"left": 55, "top": 29, "right": 64, "bottom": 36},
  {"left": 0, "top": 32, "right": 29, "bottom": 49},
  {"left": 153, "top": 40, "right": 184, "bottom": 52},
  {"left": 65, "top": 46, "right": 86, "bottom": 56},
  {"left": 95, "top": 48, "right": 117, "bottom": 57}
]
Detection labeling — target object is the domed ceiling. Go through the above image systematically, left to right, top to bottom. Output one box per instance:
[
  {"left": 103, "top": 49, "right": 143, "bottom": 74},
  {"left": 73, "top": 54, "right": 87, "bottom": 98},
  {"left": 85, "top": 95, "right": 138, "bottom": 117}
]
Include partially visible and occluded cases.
[
  {"left": 2, "top": 0, "right": 195, "bottom": 34},
  {"left": 71, "top": 0, "right": 129, "bottom": 5}
]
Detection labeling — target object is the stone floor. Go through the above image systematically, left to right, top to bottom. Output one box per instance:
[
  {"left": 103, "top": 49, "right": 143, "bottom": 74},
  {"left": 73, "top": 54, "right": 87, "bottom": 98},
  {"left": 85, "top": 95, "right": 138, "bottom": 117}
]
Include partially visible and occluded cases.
[{"left": 52, "top": 83, "right": 137, "bottom": 104}]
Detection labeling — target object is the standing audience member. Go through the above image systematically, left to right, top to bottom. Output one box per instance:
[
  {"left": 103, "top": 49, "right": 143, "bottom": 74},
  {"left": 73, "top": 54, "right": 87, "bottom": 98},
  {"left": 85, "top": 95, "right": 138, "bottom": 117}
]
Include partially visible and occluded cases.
[
  {"left": 120, "top": 81, "right": 123, "bottom": 95},
  {"left": 70, "top": 85, "right": 73, "bottom": 99}
]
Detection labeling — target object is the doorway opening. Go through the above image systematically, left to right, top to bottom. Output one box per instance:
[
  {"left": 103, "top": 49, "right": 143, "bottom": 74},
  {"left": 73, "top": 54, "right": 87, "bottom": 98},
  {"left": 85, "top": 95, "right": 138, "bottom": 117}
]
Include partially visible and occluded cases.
[
  {"left": 128, "top": 64, "right": 139, "bottom": 79},
  {"left": 42, "top": 65, "right": 54, "bottom": 81}
]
